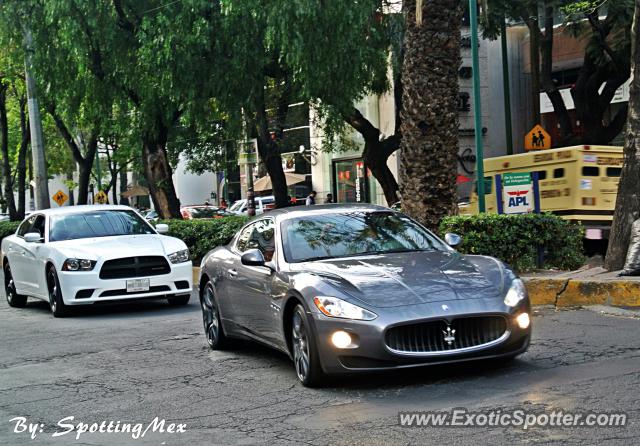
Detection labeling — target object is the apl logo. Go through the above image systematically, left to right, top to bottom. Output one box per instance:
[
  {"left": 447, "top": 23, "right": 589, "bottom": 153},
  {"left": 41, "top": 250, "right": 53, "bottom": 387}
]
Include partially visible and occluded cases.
[{"left": 507, "top": 190, "right": 529, "bottom": 207}]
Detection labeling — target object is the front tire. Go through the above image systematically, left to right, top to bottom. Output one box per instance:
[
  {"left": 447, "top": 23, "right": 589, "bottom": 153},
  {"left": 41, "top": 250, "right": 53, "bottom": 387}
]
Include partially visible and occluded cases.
[
  {"left": 4, "top": 263, "right": 27, "bottom": 308},
  {"left": 47, "top": 266, "right": 69, "bottom": 318},
  {"left": 201, "top": 281, "right": 229, "bottom": 349},
  {"left": 291, "top": 305, "right": 324, "bottom": 387}
]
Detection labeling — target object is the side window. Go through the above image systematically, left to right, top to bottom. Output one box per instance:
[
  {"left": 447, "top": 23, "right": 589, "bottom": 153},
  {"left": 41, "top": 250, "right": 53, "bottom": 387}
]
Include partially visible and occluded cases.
[
  {"left": 17, "top": 216, "right": 36, "bottom": 237},
  {"left": 31, "top": 216, "right": 46, "bottom": 238},
  {"left": 250, "top": 219, "right": 276, "bottom": 261},
  {"left": 236, "top": 224, "right": 255, "bottom": 253}
]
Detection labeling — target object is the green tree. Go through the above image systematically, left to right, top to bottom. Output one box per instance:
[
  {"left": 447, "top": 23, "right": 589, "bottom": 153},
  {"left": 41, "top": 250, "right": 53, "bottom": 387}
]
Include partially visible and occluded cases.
[
  {"left": 216, "top": 0, "right": 393, "bottom": 208},
  {"left": 483, "top": 0, "right": 634, "bottom": 145}
]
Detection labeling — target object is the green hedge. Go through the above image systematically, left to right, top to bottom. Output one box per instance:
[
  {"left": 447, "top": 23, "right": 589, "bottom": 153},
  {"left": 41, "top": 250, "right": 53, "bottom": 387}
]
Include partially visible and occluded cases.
[
  {"left": 439, "top": 213, "right": 585, "bottom": 272},
  {"left": 157, "top": 217, "right": 248, "bottom": 263},
  {"left": 0, "top": 221, "right": 20, "bottom": 243}
]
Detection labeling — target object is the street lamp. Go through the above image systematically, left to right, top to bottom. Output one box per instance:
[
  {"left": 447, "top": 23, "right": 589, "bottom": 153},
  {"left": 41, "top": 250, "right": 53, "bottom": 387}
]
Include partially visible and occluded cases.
[{"left": 469, "top": 0, "right": 486, "bottom": 213}]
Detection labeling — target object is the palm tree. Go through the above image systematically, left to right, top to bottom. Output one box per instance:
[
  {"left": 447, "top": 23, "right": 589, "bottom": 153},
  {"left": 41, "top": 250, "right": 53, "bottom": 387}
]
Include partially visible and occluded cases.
[{"left": 399, "top": 0, "right": 463, "bottom": 231}]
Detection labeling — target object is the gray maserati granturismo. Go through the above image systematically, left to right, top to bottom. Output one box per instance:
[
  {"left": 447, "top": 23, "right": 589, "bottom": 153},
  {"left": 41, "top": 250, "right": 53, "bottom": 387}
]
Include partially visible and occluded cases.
[{"left": 198, "top": 204, "right": 531, "bottom": 386}]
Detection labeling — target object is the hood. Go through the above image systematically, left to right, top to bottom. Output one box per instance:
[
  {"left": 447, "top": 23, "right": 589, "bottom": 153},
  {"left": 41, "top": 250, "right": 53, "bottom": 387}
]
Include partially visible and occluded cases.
[
  {"left": 50, "top": 234, "right": 185, "bottom": 260},
  {"left": 294, "top": 251, "right": 505, "bottom": 308}
]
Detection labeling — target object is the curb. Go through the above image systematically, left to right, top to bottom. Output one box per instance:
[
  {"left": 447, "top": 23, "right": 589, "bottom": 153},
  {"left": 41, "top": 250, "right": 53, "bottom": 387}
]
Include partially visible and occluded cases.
[
  {"left": 192, "top": 267, "right": 640, "bottom": 308},
  {"left": 523, "top": 277, "right": 640, "bottom": 308}
]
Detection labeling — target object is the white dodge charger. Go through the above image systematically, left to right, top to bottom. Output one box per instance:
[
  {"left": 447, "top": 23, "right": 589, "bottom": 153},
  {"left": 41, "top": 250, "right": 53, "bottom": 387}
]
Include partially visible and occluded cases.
[{"left": 1, "top": 205, "right": 192, "bottom": 317}]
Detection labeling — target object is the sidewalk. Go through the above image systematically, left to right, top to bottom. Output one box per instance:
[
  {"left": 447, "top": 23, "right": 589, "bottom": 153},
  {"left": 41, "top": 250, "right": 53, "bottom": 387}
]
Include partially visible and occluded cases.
[{"left": 522, "top": 266, "right": 640, "bottom": 308}]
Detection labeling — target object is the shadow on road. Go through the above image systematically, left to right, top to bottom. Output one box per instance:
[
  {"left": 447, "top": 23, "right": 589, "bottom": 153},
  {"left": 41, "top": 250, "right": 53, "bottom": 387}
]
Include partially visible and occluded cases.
[{"left": 18, "top": 295, "right": 199, "bottom": 319}]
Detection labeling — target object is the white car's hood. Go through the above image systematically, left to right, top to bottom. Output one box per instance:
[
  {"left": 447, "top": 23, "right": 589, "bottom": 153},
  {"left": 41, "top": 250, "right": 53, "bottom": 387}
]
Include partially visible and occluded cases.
[{"left": 50, "top": 234, "right": 186, "bottom": 261}]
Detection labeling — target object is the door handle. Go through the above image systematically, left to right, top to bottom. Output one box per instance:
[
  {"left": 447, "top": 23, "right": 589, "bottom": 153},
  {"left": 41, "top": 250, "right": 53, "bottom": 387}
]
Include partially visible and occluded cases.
[{"left": 228, "top": 269, "right": 238, "bottom": 278}]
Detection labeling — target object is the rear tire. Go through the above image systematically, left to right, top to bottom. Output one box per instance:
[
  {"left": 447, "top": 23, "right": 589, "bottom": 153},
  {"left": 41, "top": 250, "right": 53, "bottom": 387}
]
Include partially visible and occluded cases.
[
  {"left": 4, "top": 263, "right": 27, "bottom": 308},
  {"left": 47, "top": 266, "right": 69, "bottom": 318},
  {"left": 200, "top": 281, "right": 229, "bottom": 349},
  {"left": 167, "top": 294, "right": 190, "bottom": 306},
  {"left": 291, "top": 305, "right": 325, "bottom": 387}
]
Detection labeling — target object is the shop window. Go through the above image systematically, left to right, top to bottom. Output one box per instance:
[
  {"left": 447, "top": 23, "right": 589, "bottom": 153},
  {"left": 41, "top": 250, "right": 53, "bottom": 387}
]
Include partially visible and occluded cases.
[
  {"left": 606, "top": 167, "right": 622, "bottom": 177},
  {"left": 553, "top": 168, "right": 565, "bottom": 178}
]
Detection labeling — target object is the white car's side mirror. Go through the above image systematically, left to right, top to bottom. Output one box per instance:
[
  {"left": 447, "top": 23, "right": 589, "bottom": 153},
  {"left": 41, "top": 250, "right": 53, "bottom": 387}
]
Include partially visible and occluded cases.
[
  {"left": 156, "top": 224, "right": 169, "bottom": 234},
  {"left": 24, "top": 232, "right": 42, "bottom": 243}
]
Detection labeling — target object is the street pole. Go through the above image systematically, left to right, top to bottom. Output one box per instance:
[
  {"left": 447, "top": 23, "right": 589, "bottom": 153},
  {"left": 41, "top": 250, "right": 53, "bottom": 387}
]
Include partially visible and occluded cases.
[
  {"left": 469, "top": 0, "right": 486, "bottom": 213},
  {"left": 501, "top": 17, "right": 514, "bottom": 155},
  {"left": 23, "top": 28, "right": 50, "bottom": 210},
  {"left": 95, "top": 149, "right": 102, "bottom": 192}
]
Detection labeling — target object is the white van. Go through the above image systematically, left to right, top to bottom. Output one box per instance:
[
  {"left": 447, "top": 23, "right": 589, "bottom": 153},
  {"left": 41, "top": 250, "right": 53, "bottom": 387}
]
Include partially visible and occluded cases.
[{"left": 228, "top": 196, "right": 275, "bottom": 215}]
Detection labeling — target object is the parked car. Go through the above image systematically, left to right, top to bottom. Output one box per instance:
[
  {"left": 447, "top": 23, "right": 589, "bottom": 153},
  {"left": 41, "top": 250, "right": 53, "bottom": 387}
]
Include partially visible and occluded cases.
[
  {"left": 228, "top": 196, "right": 275, "bottom": 215},
  {"left": 198, "top": 204, "right": 531, "bottom": 386},
  {"left": 1, "top": 205, "right": 192, "bottom": 317},
  {"left": 181, "top": 205, "right": 234, "bottom": 220}
]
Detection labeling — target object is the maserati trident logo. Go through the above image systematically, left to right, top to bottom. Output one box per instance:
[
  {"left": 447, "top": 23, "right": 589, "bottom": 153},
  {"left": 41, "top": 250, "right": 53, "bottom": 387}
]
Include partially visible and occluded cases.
[
  {"left": 441, "top": 304, "right": 449, "bottom": 311},
  {"left": 442, "top": 325, "right": 456, "bottom": 346}
]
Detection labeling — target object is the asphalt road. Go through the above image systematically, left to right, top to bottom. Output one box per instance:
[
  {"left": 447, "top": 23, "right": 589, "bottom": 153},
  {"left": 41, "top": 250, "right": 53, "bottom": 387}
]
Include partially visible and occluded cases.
[{"left": 1, "top": 290, "right": 639, "bottom": 446}]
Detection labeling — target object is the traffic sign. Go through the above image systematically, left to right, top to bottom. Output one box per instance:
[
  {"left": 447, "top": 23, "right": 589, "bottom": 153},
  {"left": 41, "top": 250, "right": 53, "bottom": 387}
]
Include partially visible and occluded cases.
[
  {"left": 524, "top": 124, "right": 551, "bottom": 151},
  {"left": 502, "top": 172, "right": 534, "bottom": 214},
  {"left": 52, "top": 190, "right": 68, "bottom": 207},
  {"left": 94, "top": 190, "right": 108, "bottom": 204}
]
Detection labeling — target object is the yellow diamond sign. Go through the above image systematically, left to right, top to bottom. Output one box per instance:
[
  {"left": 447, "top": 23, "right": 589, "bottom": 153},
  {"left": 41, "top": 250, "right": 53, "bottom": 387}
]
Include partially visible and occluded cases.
[
  {"left": 52, "top": 190, "right": 68, "bottom": 206},
  {"left": 94, "top": 190, "right": 108, "bottom": 204}
]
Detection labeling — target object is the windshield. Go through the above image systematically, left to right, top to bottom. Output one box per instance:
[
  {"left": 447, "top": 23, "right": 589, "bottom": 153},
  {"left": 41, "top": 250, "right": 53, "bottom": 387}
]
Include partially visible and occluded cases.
[
  {"left": 229, "top": 200, "right": 245, "bottom": 212},
  {"left": 49, "top": 210, "right": 155, "bottom": 241},
  {"left": 281, "top": 211, "right": 446, "bottom": 263}
]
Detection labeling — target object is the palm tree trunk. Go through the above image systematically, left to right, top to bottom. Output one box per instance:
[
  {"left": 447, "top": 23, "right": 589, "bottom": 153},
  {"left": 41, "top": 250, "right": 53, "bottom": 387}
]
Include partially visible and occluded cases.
[
  {"left": 399, "top": 0, "right": 463, "bottom": 230},
  {"left": 605, "top": 1, "right": 640, "bottom": 271}
]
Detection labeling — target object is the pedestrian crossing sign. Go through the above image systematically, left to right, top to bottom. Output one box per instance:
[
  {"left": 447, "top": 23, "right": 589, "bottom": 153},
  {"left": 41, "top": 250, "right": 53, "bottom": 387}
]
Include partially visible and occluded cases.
[
  {"left": 525, "top": 124, "right": 551, "bottom": 151},
  {"left": 52, "top": 190, "right": 68, "bottom": 206},
  {"left": 95, "top": 190, "right": 108, "bottom": 204}
]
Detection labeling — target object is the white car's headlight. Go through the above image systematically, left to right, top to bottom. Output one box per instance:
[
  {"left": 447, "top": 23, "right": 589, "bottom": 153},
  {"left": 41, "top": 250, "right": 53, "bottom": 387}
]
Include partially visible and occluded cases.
[
  {"left": 167, "top": 249, "right": 190, "bottom": 264},
  {"left": 62, "top": 258, "right": 96, "bottom": 271},
  {"left": 504, "top": 278, "right": 527, "bottom": 307},
  {"left": 313, "top": 296, "right": 377, "bottom": 321}
]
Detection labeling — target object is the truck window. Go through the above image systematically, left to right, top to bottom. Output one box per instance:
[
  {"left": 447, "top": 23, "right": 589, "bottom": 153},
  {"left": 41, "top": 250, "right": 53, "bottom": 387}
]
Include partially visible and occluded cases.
[
  {"left": 582, "top": 166, "right": 599, "bottom": 176},
  {"left": 606, "top": 167, "right": 622, "bottom": 177},
  {"left": 553, "top": 168, "right": 565, "bottom": 178},
  {"left": 534, "top": 170, "right": 547, "bottom": 180}
]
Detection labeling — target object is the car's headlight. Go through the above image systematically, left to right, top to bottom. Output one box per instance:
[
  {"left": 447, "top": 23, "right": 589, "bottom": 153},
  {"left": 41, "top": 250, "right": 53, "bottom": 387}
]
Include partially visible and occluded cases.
[
  {"left": 167, "top": 249, "right": 190, "bottom": 264},
  {"left": 62, "top": 258, "right": 96, "bottom": 271},
  {"left": 504, "top": 278, "right": 527, "bottom": 307},
  {"left": 313, "top": 296, "right": 377, "bottom": 321}
]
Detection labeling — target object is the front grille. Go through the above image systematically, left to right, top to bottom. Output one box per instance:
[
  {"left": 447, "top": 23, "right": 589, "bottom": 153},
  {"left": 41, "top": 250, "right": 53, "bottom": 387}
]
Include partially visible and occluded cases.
[
  {"left": 99, "top": 256, "right": 170, "bottom": 280},
  {"left": 99, "top": 285, "right": 171, "bottom": 297},
  {"left": 385, "top": 316, "right": 507, "bottom": 354}
]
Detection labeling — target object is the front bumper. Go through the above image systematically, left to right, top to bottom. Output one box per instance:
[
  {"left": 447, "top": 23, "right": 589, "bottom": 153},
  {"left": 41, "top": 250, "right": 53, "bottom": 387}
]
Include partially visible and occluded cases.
[
  {"left": 57, "top": 262, "right": 193, "bottom": 305},
  {"left": 309, "top": 297, "right": 531, "bottom": 374}
]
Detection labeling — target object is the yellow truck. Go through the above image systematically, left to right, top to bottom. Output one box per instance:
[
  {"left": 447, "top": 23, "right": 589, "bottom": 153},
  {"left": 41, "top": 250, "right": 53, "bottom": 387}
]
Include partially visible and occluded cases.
[{"left": 460, "top": 145, "right": 623, "bottom": 242}]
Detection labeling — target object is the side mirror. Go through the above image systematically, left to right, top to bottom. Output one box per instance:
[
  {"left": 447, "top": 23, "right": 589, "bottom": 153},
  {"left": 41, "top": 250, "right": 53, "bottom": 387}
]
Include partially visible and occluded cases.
[
  {"left": 156, "top": 223, "right": 169, "bottom": 234},
  {"left": 24, "top": 232, "right": 42, "bottom": 243},
  {"left": 444, "top": 232, "right": 462, "bottom": 248},
  {"left": 241, "top": 249, "right": 266, "bottom": 267}
]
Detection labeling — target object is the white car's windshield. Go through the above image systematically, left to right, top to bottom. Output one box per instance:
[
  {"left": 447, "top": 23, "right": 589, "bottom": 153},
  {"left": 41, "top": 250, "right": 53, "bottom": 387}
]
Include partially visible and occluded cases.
[
  {"left": 229, "top": 200, "right": 245, "bottom": 212},
  {"left": 49, "top": 210, "right": 155, "bottom": 242},
  {"left": 281, "top": 211, "right": 447, "bottom": 263}
]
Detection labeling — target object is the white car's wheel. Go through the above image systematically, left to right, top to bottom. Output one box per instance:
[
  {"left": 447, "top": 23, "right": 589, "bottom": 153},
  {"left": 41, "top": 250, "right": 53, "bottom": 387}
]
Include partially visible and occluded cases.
[
  {"left": 4, "top": 263, "right": 27, "bottom": 308},
  {"left": 46, "top": 266, "right": 69, "bottom": 318}
]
